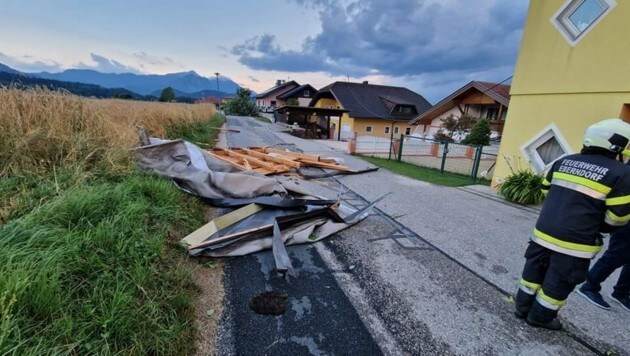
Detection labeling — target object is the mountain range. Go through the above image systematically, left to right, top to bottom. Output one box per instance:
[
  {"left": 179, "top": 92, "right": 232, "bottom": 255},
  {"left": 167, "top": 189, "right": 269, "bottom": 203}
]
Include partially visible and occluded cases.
[{"left": 0, "top": 62, "right": 245, "bottom": 99}]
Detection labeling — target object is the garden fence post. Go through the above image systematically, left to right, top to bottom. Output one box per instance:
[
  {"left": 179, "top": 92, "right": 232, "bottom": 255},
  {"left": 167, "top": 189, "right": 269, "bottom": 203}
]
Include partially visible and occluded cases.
[
  {"left": 397, "top": 134, "right": 404, "bottom": 162},
  {"left": 440, "top": 141, "right": 449, "bottom": 174},
  {"left": 471, "top": 145, "right": 483, "bottom": 180}
]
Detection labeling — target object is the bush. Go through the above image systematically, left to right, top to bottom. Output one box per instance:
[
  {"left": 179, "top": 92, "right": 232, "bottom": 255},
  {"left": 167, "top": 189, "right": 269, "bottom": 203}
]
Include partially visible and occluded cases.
[
  {"left": 224, "top": 87, "right": 259, "bottom": 116},
  {"left": 462, "top": 118, "right": 490, "bottom": 145},
  {"left": 498, "top": 170, "right": 545, "bottom": 205}
]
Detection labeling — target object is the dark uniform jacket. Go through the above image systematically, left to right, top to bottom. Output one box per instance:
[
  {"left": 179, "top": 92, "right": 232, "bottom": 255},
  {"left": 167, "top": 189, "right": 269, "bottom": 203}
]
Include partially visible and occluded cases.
[{"left": 534, "top": 152, "right": 630, "bottom": 259}]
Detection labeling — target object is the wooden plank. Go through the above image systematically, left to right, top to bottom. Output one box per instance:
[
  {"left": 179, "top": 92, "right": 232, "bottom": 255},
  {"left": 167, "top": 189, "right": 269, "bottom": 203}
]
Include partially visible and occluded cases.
[
  {"left": 241, "top": 148, "right": 302, "bottom": 168},
  {"left": 263, "top": 148, "right": 323, "bottom": 162},
  {"left": 226, "top": 149, "right": 288, "bottom": 172},
  {"left": 207, "top": 150, "right": 248, "bottom": 170},
  {"left": 302, "top": 161, "right": 354, "bottom": 171},
  {"left": 180, "top": 204, "right": 264, "bottom": 246},
  {"left": 188, "top": 224, "right": 274, "bottom": 250}
]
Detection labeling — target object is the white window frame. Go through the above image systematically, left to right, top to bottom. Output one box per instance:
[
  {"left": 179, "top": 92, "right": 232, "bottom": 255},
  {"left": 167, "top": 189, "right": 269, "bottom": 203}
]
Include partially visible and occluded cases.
[
  {"left": 551, "top": 0, "right": 616, "bottom": 47},
  {"left": 304, "top": 90, "right": 310, "bottom": 97},
  {"left": 520, "top": 123, "right": 573, "bottom": 173},
  {"left": 366, "top": 126, "right": 372, "bottom": 133}
]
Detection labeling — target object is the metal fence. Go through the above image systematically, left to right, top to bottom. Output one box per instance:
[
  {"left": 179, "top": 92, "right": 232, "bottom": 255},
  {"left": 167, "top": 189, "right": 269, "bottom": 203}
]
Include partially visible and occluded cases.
[{"left": 356, "top": 134, "right": 498, "bottom": 180}]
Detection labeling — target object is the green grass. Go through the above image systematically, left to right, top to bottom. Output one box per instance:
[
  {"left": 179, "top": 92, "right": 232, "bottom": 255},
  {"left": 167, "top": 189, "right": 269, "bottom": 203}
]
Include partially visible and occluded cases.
[
  {"left": 166, "top": 112, "right": 225, "bottom": 148},
  {"left": 0, "top": 116, "right": 225, "bottom": 355},
  {"left": 252, "top": 116, "right": 272, "bottom": 123},
  {"left": 358, "top": 155, "right": 490, "bottom": 187},
  {"left": 0, "top": 172, "right": 205, "bottom": 355}
]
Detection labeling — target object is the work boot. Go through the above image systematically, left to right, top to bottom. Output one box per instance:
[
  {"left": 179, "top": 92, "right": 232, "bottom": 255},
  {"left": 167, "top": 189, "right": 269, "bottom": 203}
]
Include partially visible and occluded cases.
[
  {"left": 577, "top": 287, "right": 611, "bottom": 310},
  {"left": 514, "top": 289, "right": 535, "bottom": 320},
  {"left": 610, "top": 293, "right": 630, "bottom": 312},
  {"left": 514, "top": 310, "right": 527, "bottom": 319},
  {"left": 525, "top": 315, "right": 563, "bottom": 331}
]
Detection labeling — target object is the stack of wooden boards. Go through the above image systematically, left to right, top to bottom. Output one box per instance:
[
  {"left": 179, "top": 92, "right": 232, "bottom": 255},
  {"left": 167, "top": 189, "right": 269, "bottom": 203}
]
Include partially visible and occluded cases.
[{"left": 208, "top": 147, "right": 352, "bottom": 175}]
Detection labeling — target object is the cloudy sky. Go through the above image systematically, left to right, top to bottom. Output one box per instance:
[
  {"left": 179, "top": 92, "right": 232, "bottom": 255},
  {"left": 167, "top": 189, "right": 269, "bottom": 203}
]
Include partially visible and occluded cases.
[{"left": 0, "top": 0, "right": 529, "bottom": 102}]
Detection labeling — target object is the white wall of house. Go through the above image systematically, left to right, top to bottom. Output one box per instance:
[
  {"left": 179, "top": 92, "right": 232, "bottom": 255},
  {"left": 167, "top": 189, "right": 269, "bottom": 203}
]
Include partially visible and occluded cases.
[
  {"left": 298, "top": 97, "right": 311, "bottom": 106},
  {"left": 413, "top": 107, "right": 464, "bottom": 138}
]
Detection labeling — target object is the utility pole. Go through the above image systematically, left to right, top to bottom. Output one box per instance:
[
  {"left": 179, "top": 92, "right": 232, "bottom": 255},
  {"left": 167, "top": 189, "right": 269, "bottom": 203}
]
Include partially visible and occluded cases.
[{"left": 214, "top": 72, "right": 220, "bottom": 110}]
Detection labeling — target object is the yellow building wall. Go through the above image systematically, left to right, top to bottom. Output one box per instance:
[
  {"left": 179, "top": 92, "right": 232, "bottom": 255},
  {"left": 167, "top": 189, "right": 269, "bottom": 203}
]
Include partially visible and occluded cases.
[
  {"left": 494, "top": 0, "right": 630, "bottom": 187},
  {"left": 314, "top": 98, "right": 340, "bottom": 109},
  {"left": 352, "top": 119, "right": 414, "bottom": 138}
]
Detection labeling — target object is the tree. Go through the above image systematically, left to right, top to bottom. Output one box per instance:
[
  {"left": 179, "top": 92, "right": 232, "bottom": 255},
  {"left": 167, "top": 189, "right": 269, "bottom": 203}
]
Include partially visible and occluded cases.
[
  {"left": 159, "top": 87, "right": 175, "bottom": 102},
  {"left": 224, "top": 87, "right": 259, "bottom": 116},
  {"left": 435, "top": 114, "right": 476, "bottom": 141},
  {"left": 462, "top": 118, "right": 491, "bottom": 145}
]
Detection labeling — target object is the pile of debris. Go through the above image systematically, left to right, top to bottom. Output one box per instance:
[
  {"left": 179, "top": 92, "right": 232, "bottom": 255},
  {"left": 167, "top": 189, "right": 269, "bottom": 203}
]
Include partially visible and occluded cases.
[{"left": 132, "top": 138, "right": 382, "bottom": 276}]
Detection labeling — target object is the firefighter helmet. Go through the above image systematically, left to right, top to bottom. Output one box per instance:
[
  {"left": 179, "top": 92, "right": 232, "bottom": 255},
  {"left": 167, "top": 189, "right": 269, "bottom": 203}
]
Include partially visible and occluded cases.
[{"left": 583, "top": 118, "right": 630, "bottom": 156}]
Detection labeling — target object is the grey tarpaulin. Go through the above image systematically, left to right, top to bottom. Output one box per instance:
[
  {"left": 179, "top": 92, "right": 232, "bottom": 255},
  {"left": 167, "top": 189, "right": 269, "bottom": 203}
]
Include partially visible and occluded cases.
[
  {"left": 134, "top": 137, "right": 386, "bottom": 275},
  {"left": 133, "top": 138, "right": 288, "bottom": 200},
  {"left": 184, "top": 195, "right": 390, "bottom": 275}
]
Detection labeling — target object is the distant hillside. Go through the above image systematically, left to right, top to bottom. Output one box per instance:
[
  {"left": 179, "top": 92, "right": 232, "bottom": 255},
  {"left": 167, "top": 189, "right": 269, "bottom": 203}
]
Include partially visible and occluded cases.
[
  {"left": 0, "top": 63, "right": 22, "bottom": 75},
  {"left": 35, "top": 69, "right": 242, "bottom": 97},
  {"left": 0, "top": 71, "right": 143, "bottom": 99},
  {"left": 149, "top": 88, "right": 224, "bottom": 100}
]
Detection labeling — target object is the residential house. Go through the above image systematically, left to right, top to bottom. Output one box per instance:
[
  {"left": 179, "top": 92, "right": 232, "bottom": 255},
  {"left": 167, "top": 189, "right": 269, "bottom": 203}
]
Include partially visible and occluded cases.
[
  {"left": 494, "top": 0, "right": 630, "bottom": 187},
  {"left": 255, "top": 80, "right": 299, "bottom": 112},
  {"left": 310, "top": 81, "right": 432, "bottom": 140},
  {"left": 407, "top": 81, "right": 510, "bottom": 140},
  {"left": 277, "top": 84, "right": 317, "bottom": 106}
]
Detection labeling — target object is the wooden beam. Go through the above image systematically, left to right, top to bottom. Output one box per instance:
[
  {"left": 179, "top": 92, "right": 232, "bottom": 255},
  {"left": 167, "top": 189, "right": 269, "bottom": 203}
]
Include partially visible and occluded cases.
[
  {"left": 263, "top": 148, "right": 322, "bottom": 162},
  {"left": 226, "top": 149, "right": 289, "bottom": 173},
  {"left": 241, "top": 149, "right": 301, "bottom": 168},
  {"left": 208, "top": 150, "right": 249, "bottom": 170},
  {"left": 181, "top": 204, "right": 264, "bottom": 247}
]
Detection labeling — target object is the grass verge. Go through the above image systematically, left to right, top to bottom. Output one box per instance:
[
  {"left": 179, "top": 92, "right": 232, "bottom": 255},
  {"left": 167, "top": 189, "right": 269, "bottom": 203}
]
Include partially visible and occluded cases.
[
  {"left": 0, "top": 87, "right": 223, "bottom": 355},
  {"left": 167, "top": 113, "right": 225, "bottom": 148},
  {"left": 252, "top": 116, "right": 272, "bottom": 123},
  {"left": 358, "top": 155, "right": 490, "bottom": 187},
  {"left": 0, "top": 173, "right": 206, "bottom": 355}
]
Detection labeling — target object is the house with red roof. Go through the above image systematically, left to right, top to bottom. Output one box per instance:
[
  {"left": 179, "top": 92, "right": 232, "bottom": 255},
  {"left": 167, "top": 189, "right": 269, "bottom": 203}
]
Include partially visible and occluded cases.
[{"left": 408, "top": 81, "right": 511, "bottom": 140}]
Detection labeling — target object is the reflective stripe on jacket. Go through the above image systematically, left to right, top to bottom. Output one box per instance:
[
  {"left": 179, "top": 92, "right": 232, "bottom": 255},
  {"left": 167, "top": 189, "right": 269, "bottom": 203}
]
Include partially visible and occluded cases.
[{"left": 533, "top": 153, "right": 630, "bottom": 258}]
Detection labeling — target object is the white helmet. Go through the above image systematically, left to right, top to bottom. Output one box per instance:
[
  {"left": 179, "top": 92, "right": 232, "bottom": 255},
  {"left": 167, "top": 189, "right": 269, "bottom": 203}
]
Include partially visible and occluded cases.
[{"left": 583, "top": 118, "right": 630, "bottom": 156}]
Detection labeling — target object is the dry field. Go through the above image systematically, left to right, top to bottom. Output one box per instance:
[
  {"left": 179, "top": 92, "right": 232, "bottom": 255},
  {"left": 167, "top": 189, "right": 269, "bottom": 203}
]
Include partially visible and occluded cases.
[{"left": 0, "top": 86, "right": 216, "bottom": 177}]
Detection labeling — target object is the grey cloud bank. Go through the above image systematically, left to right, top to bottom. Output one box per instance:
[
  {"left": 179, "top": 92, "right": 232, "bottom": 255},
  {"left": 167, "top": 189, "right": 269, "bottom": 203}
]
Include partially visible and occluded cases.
[{"left": 233, "top": 0, "right": 528, "bottom": 101}]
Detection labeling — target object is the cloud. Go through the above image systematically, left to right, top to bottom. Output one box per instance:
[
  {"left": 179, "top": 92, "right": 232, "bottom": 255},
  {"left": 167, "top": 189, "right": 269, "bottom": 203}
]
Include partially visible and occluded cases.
[
  {"left": 233, "top": 0, "right": 528, "bottom": 80},
  {"left": 0, "top": 51, "right": 64, "bottom": 72},
  {"left": 132, "top": 52, "right": 170, "bottom": 66},
  {"left": 77, "top": 53, "right": 142, "bottom": 74},
  {"left": 248, "top": 75, "right": 260, "bottom": 83}
]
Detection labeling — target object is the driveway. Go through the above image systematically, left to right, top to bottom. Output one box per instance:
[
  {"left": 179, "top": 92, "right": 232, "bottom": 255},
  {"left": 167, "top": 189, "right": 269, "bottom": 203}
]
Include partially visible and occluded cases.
[{"left": 216, "top": 116, "right": 629, "bottom": 355}]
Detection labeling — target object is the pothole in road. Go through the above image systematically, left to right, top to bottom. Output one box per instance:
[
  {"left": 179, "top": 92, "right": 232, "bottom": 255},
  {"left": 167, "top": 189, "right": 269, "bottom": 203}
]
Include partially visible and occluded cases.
[{"left": 250, "top": 291, "right": 288, "bottom": 316}]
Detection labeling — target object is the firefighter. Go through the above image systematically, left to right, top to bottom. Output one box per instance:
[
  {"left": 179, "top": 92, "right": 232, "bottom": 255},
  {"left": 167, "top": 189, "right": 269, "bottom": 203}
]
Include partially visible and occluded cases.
[{"left": 514, "top": 118, "right": 630, "bottom": 330}]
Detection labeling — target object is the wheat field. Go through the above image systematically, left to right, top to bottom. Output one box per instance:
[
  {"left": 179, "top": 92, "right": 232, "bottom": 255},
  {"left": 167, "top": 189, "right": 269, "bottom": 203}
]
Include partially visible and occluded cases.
[{"left": 0, "top": 86, "right": 216, "bottom": 177}]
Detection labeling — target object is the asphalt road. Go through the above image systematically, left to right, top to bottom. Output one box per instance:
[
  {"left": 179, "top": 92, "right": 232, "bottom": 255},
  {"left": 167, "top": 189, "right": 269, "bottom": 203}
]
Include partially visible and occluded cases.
[{"left": 215, "top": 116, "right": 629, "bottom": 355}]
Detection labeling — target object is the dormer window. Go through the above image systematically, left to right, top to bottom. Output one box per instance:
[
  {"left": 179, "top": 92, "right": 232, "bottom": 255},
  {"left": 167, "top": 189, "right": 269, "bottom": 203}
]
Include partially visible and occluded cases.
[
  {"left": 552, "top": 0, "right": 616, "bottom": 46},
  {"left": 303, "top": 90, "right": 310, "bottom": 97},
  {"left": 395, "top": 105, "right": 414, "bottom": 114}
]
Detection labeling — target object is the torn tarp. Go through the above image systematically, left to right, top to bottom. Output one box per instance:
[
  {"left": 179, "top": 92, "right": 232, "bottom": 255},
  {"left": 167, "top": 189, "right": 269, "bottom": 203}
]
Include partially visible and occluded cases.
[
  {"left": 133, "top": 137, "right": 385, "bottom": 275},
  {"left": 133, "top": 138, "right": 288, "bottom": 201},
  {"left": 182, "top": 195, "right": 390, "bottom": 275}
]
